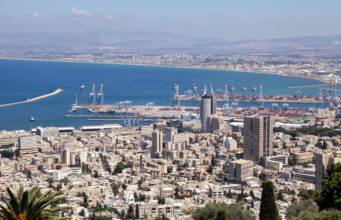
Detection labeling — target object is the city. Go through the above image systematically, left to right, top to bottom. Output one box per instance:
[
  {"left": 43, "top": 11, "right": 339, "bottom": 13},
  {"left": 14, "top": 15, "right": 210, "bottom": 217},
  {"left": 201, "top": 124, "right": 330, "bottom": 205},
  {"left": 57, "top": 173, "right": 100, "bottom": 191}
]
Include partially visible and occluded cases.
[{"left": 1, "top": 0, "right": 341, "bottom": 220}]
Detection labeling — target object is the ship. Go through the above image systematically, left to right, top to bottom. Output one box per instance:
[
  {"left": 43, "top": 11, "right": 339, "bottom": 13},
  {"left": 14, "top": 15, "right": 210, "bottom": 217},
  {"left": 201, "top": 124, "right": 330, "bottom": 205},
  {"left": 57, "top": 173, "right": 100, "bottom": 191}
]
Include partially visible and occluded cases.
[
  {"left": 80, "top": 85, "right": 85, "bottom": 90},
  {"left": 29, "top": 117, "right": 35, "bottom": 122}
]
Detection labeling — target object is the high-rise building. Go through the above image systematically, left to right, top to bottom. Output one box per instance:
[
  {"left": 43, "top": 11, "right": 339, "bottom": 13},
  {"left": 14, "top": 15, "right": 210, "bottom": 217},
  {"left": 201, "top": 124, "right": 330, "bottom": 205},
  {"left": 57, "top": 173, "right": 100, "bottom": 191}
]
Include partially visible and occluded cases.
[
  {"left": 200, "top": 87, "right": 216, "bottom": 132},
  {"left": 206, "top": 114, "right": 221, "bottom": 133},
  {"left": 243, "top": 116, "right": 274, "bottom": 163},
  {"left": 153, "top": 121, "right": 166, "bottom": 133},
  {"left": 151, "top": 129, "right": 163, "bottom": 158}
]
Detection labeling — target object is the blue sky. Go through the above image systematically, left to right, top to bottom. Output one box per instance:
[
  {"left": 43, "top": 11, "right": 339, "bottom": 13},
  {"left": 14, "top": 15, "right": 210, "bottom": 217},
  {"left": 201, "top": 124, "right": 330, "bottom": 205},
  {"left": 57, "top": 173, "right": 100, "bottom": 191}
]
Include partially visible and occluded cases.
[{"left": 1, "top": 0, "right": 341, "bottom": 40}]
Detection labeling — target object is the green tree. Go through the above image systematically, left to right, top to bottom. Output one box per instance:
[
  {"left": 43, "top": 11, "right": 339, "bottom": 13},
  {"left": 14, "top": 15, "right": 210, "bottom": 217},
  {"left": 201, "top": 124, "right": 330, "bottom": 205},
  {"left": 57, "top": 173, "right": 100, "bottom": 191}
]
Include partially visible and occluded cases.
[
  {"left": 113, "top": 162, "right": 128, "bottom": 174},
  {"left": 314, "top": 162, "right": 341, "bottom": 210},
  {"left": 55, "top": 164, "right": 62, "bottom": 170},
  {"left": 27, "top": 170, "right": 32, "bottom": 179},
  {"left": 47, "top": 177, "right": 54, "bottom": 188},
  {"left": 259, "top": 180, "right": 280, "bottom": 220},
  {"left": 111, "top": 183, "right": 120, "bottom": 196},
  {"left": 0, "top": 185, "right": 70, "bottom": 220},
  {"left": 250, "top": 190, "right": 256, "bottom": 200},
  {"left": 156, "top": 196, "right": 165, "bottom": 205},
  {"left": 286, "top": 199, "right": 319, "bottom": 220},
  {"left": 193, "top": 202, "right": 255, "bottom": 220},
  {"left": 227, "top": 203, "right": 255, "bottom": 220},
  {"left": 135, "top": 204, "right": 140, "bottom": 219},
  {"left": 126, "top": 205, "right": 134, "bottom": 219},
  {"left": 215, "top": 208, "right": 227, "bottom": 220},
  {"left": 294, "top": 209, "right": 341, "bottom": 220}
]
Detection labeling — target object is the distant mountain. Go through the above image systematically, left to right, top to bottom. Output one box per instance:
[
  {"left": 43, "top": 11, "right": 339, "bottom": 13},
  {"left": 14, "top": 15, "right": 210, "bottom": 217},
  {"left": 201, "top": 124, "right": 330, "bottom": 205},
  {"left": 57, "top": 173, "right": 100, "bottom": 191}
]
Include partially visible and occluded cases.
[{"left": 0, "top": 31, "right": 341, "bottom": 55}]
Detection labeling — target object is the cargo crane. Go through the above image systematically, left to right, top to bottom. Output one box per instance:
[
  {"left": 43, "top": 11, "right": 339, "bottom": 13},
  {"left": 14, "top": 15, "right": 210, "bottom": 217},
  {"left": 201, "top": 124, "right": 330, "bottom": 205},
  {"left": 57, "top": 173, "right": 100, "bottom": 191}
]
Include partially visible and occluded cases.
[
  {"left": 192, "top": 78, "right": 197, "bottom": 98},
  {"left": 229, "top": 78, "right": 234, "bottom": 101},
  {"left": 252, "top": 78, "right": 257, "bottom": 100},
  {"left": 241, "top": 79, "right": 247, "bottom": 101},
  {"left": 89, "top": 83, "right": 96, "bottom": 104},
  {"left": 97, "top": 83, "right": 104, "bottom": 104},
  {"left": 174, "top": 84, "right": 180, "bottom": 106},
  {"left": 223, "top": 85, "right": 228, "bottom": 101},
  {"left": 258, "top": 85, "right": 264, "bottom": 108}
]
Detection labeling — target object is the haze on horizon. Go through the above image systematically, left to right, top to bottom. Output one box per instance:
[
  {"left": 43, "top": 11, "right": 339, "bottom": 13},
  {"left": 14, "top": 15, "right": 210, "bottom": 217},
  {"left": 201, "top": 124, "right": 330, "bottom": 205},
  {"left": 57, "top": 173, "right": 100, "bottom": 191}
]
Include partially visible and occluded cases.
[{"left": 1, "top": 0, "right": 341, "bottom": 41}]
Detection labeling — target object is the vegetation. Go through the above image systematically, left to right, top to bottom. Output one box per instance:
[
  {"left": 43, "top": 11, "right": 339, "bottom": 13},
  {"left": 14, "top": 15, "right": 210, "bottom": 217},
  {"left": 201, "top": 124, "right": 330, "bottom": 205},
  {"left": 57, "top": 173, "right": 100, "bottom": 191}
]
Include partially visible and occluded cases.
[
  {"left": 274, "top": 126, "right": 339, "bottom": 138},
  {"left": 113, "top": 162, "right": 128, "bottom": 174},
  {"left": 314, "top": 162, "right": 341, "bottom": 210},
  {"left": 259, "top": 180, "right": 280, "bottom": 220},
  {"left": 0, "top": 185, "right": 70, "bottom": 220},
  {"left": 156, "top": 196, "right": 165, "bottom": 205},
  {"left": 286, "top": 199, "right": 319, "bottom": 220},
  {"left": 192, "top": 202, "right": 255, "bottom": 220},
  {"left": 215, "top": 208, "right": 228, "bottom": 220},
  {"left": 293, "top": 209, "right": 341, "bottom": 220}
]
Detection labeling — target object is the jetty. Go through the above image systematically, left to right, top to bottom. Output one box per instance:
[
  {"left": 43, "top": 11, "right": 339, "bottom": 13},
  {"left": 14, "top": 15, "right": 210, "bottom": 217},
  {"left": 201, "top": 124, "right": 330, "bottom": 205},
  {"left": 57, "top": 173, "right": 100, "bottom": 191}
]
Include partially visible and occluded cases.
[{"left": 0, "top": 89, "right": 63, "bottom": 108}]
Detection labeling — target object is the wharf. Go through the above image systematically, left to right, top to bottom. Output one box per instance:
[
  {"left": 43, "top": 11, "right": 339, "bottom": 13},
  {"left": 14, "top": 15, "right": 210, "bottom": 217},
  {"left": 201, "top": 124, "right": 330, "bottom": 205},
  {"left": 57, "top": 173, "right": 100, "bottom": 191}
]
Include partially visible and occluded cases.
[{"left": 171, "top": 96, "right": 324, "bottom": 104}]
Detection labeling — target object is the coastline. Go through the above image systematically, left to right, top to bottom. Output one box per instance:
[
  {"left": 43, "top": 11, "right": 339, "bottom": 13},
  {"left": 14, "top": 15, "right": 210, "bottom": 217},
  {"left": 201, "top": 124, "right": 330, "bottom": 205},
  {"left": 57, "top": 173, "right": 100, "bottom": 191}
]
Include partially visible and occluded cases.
[{"left": 0, "top": 57, "right": 327, "bottom": 84}]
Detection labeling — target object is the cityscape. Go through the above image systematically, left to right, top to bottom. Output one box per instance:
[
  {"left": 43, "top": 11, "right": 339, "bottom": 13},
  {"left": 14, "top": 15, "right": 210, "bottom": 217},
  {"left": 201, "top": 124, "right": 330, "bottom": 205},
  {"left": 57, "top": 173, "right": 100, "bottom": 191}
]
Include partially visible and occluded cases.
[{"left": 1, "top": 1, "right": 341, "bottom": 220}]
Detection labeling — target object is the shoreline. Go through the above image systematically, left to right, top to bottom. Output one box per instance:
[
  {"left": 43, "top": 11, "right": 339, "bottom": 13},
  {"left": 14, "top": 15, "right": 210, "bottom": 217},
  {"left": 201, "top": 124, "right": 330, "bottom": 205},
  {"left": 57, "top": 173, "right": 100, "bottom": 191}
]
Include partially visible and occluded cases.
[
  {"left": 0, "top": 57, "right": 328, "bottom": 84},
  {"left": 0, "top": 88, "right": 63, "bottom": 108}
]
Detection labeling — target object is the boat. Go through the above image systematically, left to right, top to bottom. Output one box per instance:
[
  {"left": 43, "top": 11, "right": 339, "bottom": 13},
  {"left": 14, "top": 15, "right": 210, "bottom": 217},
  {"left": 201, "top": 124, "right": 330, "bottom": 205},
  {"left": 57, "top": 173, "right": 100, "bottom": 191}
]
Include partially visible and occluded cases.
[
  {"left": 80, "top": 85, "right": 85, "bottom": 90},
  {"left": 29, "top": 117, "right": 35, "bottom": 122}
]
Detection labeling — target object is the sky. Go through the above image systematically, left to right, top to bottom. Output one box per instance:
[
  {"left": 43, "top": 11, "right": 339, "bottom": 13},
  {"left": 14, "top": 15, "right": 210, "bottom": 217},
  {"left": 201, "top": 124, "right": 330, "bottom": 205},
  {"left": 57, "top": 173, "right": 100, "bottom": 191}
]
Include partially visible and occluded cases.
[{"left": 1, "top": 0, "right": 341, "bottom": 40}]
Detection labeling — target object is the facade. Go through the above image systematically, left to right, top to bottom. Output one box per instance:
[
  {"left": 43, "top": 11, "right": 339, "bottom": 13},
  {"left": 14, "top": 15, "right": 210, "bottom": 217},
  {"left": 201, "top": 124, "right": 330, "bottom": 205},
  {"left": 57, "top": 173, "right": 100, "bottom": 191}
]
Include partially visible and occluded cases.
[
  {"left": 243, "top": 116, "right": 274, "bottom": 163},
  {"left": 37, "top": 126, "right": 59, "bottom": 138},
  {"left": 151, "top": 129, "right": 163, "bottom": 158},
  {"left": 19, "top": 136, "right": 38, "bottom": 154},
  {"left": 61, "top": 147, "right": 87, "bottom": 166},
  {"left": 228, "top": 159, "right": 253, "bottom": 182}
]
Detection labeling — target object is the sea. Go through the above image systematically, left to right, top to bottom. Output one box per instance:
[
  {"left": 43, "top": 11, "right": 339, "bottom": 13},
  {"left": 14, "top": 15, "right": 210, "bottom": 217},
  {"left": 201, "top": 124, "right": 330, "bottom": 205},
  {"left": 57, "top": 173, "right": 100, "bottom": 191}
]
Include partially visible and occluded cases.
[{"left": 0, "top": 59, "right": 334, "bottom": 131}]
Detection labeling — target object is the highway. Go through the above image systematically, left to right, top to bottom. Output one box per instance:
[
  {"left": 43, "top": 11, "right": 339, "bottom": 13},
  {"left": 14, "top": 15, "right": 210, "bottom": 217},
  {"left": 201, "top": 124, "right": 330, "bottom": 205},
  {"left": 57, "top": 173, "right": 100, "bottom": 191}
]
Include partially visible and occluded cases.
[{"left": 0, "top": 89, "right": 63, "bottom": 108}]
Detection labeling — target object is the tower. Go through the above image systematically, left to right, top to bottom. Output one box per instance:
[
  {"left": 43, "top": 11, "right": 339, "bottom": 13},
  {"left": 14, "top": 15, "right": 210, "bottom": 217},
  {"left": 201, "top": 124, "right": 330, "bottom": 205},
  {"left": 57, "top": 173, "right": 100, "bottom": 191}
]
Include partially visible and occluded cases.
[
  {"left": 200, "top": 87, "right": 217, "bottom": 132},
  {"left": 243, "top": 116, "right": 274, "bottom": 163},
  {"left": 151, "top": 129, "right": 163, "bottom": 158}
]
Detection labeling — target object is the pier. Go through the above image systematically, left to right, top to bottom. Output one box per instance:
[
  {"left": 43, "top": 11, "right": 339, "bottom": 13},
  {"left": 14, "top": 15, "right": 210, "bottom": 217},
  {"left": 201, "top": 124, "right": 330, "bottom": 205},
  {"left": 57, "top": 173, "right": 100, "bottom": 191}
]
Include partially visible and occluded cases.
[
  {"left": 0, "top": 89, "right": 63, "bottom": 108},
  {"left": 170, "top": 95, "right": 324, "bottom": 104}
]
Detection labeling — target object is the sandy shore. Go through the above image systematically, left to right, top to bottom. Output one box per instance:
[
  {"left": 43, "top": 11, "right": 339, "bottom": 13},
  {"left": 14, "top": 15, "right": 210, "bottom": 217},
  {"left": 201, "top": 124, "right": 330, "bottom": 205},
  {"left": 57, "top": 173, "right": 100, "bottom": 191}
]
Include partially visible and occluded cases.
[{"left": 0, "top": 88, "right": 63, "bottom": 108}]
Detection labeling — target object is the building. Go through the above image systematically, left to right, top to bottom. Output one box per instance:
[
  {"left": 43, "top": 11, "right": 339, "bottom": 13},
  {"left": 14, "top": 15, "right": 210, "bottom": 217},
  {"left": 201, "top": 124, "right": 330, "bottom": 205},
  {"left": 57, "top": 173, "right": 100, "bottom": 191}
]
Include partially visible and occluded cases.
[
  {"left": 200, "top": 88, "right": 217, "bottom": 132},
  {"left": 206, "top": 114, "right": 221, "bottom": 133},
  {"left": 243, "top": 116, "right": 274, "bottom": 163},
  {"left": 153, "top": 121, "right": 166, "bottom": 133},
  {"left": 36, "top": 126, "right": 59, "bottom": 138},
  {"left": 164, "top": 127, "right": 177, "bottom": 142},
  {"left": 151, "top": 129, "right": 163, "bottom": 158},
  {"left": 19, "top": 136, "right": 38, "bottom": 154},
  {"left": 226, "top": 137, "right": 237, "bottom": 151},
  {"left": 61, "top": 147, "right": 87, "bottom": 166},
  {"left": 315, "top": 150, "right": 341, "bottom": 190},
  {"left": 228, "top": 159, "right": 253, "bottom": 182},
  {"left": 53, "top": 167, "right": 82, "bottom": 181}
]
